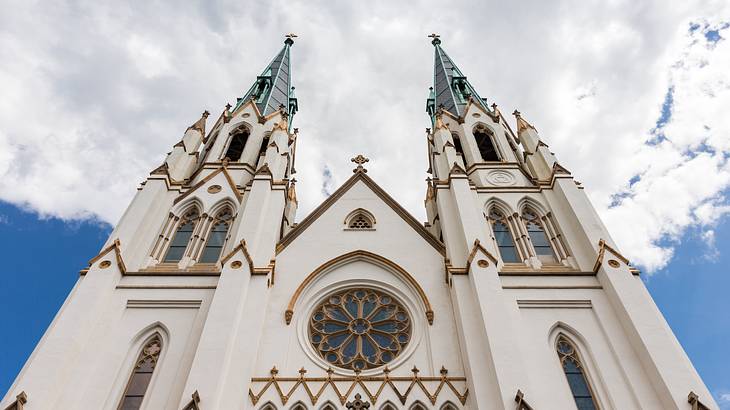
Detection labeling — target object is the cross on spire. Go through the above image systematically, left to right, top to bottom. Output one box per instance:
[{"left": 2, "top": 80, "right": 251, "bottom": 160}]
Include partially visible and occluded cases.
[{"left": 428, "top": 33, "right": 441, "bottom": 45}]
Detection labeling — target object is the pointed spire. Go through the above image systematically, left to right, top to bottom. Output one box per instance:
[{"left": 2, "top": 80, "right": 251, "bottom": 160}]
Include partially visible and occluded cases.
[
  {"left": 234, "top": 35, "right": 297, "bottom": 124},
  {"left": 427, "top": 35, "right": 490, "bottom": 120},
  {"left": 187, "top": 110, "right": 210, "bottom": 134},
  {"left": 512, "top": 110, "right": 537, "bottom": 133}
]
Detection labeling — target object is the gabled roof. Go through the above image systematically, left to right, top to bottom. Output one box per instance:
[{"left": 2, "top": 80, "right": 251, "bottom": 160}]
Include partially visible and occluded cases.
[{"left": 276, "top": 171, "right": 445, "bottom": 255}]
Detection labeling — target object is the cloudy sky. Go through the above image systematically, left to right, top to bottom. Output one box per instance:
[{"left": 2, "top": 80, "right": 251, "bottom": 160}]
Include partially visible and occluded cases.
[{"left": 1, "top": 0, "right": 730, "bottom": 404}]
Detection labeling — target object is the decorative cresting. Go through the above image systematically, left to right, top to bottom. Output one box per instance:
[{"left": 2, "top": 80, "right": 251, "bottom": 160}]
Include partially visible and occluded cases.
[
  {"left": 285, "top": 250, "right": 434, "bottom": 326},
  {"left": 310, "top": 288, "right": 411, "bottom": 371},
  {"left": 248, "top": 366, "right": 468, "bottom": 406}
]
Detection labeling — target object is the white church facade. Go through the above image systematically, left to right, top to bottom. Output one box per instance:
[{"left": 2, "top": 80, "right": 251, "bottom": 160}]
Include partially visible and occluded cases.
[{"left": 2, "top": 36, "right": 718, "bottom": 410}]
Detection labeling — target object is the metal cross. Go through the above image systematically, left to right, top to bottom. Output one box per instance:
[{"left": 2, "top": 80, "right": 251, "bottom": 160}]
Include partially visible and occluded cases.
[
  {"left": 285, "top": 33, "right": 298, "bottom": 39},
  {"left": 428, "top": 33, "right": 440, "bottom": 40}
]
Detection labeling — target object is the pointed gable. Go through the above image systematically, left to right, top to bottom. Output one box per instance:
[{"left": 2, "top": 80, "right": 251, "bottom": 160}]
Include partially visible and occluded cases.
[{"left": 276, "top": 172, "right": 444, "bottom": 255}]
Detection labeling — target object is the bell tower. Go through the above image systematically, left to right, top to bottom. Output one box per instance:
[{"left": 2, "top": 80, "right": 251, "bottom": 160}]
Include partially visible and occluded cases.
[{"left": 424, "top": 35, "right": 717, "bottom": 409}]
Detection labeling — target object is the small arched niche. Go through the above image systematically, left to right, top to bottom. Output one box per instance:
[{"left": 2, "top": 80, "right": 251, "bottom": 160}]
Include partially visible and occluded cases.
[{"left": 344, "top": 208, "right": 376, "bottom": 231}]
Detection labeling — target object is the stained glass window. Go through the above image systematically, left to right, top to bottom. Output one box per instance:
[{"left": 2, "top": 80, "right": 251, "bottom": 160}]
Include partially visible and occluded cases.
[
  {"left": 199, "top": 208, "right": 232, "bottom": 263},
  {"left": 164, "top": 209, "right": 199, "bottom": 263},
  {"left": 489, "top": 209, "right": 520, "bottom": 263},
  {"left": 523, "top": 209, "right": 556, "bottom": 262},
  {"left": 310, "top": 288, "right": 411, "bottom": 371},
  {"left": 118, "top": 335, "right": 162, "bottom": 410},
  {"left": 557, "top": 336, "right": 598, "bottom": 410}
]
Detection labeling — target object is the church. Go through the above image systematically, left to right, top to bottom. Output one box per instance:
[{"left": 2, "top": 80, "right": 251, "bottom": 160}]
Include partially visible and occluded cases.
[{"left": 2, "top": 36, "right": 718, "bottom": 410}]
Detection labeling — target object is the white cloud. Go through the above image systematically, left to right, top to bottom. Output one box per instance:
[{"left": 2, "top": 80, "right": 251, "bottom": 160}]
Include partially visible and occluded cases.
[{"left": 0, "top": 1, "right": 729, "bottom": 272}]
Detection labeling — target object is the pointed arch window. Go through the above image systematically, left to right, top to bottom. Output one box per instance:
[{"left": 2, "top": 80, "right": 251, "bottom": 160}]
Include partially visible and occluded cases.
[
  {"left": 224, "top": 128, "right": 249, "bottom": 162},
  {"left": 473, "top": 128, "right": 499, "bottom": 162},
  {"left": 451, "top": 133, "right": 465, "bottom": 158},
  {"left": 259, "top": 134, "right": 270, "bottom": 159},
  {"left": 199, "top": 208, "right": 233, "bottom": 263},
  {"left": 489, "top": 208, "right": 520, "bottom": 263},
  {"left": 522, "top": 208, "right": 556, "bottom": 263},
  {"left": 164, "top": 209, "right": 199, "bottom": 263},
  {"left": 344, "top": 209, "right": 376, "bottom": 230},
  {"left": 118, "top": 335, "right": 162, "bottom": 410},
  {"left": 556, "top": 335, "right": 599, "bottom": 410},
  {"left": 380, "top": 401, "right": 398, "bottom": 410},
  {"left": 290, "top": 402, "right": 307, "bottom": 410},
  {"left": 319, "top": 402, "right": 336, "bottom": 410},
  {"left": 409, "top": 402, "right": 428, "bottom": 410},
  {"left": 440, "top": 402, "right": 458, "bottom": 410},
  {"left": 260, "top": 403, "right": 277, "bottom": 410}
]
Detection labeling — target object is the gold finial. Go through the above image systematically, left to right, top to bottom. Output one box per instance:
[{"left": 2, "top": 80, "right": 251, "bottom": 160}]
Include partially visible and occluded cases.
[
  {"left": 512, "top": 110, "right": 536, "bottom": 133},
  {"left": 351, "top": 154, "right": 369, "bottom": 173}
]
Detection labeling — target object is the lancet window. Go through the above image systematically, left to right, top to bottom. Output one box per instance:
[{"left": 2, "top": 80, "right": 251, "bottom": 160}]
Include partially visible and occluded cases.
[
  {"left": 224, "top": 128, "right": 249, "bottom": 162},
  {"left": 473, "top": 128, "right": 500, "bottom": 162},
  {"left": 452, "top": 133, "right": 465, "bottom": 158},
  {"left": 258, "top": 134, "right": 270, "bottom": 159},
  {"left": 164, "top": 208, "right": 199, "bottom": 263},
  {"left": 199, "top": 208, "right": 233, "bottom": 263},
  {"left": 488, "top": 208, "right": 520, "bottom": 263},
  {"left": 522, "top": 208, "right": 556, "bottom": 263},
  {"left": 118, "top": 335, "right": 162, "bottom": 410},
  {"left": 556, "top": 335, "right": 599, "bottom": 410},
  {"left": 290, "top": 402, "right": 307, "bottom": 410},
  {"left": 409, "top": 402, "right": 428, "bottom": 410}
]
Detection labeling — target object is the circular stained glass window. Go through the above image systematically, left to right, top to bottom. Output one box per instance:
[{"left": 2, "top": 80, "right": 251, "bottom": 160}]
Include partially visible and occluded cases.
[{"left": 309, "top": 288, "right": 411, "bottom": 371}]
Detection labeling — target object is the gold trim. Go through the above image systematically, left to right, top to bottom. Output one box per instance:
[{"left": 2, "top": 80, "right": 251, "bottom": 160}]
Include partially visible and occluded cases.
[
  {"left": 173, "top": 166, "right": 243, "bottom": 205},
  {"left": 276, "top": 171, "right": 444, "bottom": 256},
  {"left": 85, "top": 239, "right": 127, "bottom": 275},
  {"left": 592, "top": 239, "right": 637, "bottom": 274},
  {"left": 285, "top": 250, "right": 434, "bottom": 325},
  {"left": 248, "top": 366, "right": 467, "bottom": 406},
  {"left": 515, "top": 389, "right": 534, "bottom": 410},
  {"left": 181, "top": 390, "right": 201, "bottom": 410},
  {"left": 3, "top": 391, "right": 27, "bottom": 410},
  {"left": 688, "top": 391, "right": 711, "bottom": 410}
]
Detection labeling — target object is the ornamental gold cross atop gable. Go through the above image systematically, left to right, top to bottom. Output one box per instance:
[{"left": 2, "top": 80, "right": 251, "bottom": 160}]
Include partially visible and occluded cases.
[{"left": 351, "top": 154, "right": 369, "bottom": 173}]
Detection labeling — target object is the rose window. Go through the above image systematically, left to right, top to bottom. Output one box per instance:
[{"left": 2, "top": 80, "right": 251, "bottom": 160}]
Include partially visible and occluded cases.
[{"left": 309, "top": 288, "right": 411, "bottom": 370}]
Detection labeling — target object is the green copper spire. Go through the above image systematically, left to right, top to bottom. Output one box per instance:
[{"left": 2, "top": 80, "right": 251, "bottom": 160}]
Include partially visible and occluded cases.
[
  {"left": 427, "top": 34, "right": 490, "bottom": 121},
  {"left": 234, "top": 35, "right": 298, "bottom": 124}
]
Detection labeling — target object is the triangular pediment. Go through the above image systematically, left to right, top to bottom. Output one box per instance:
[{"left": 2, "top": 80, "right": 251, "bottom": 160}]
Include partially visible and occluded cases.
[
  {"left": 173, "top": 166, "right": 242, "bottom": 208},
  {"left": 277, "top": 172, "right": 444, "bottom": 255}
]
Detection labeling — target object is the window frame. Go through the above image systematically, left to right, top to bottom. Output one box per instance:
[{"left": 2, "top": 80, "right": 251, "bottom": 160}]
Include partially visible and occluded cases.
[{"left": 163, "top": 208, "right": 200, "bottom": 263}]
